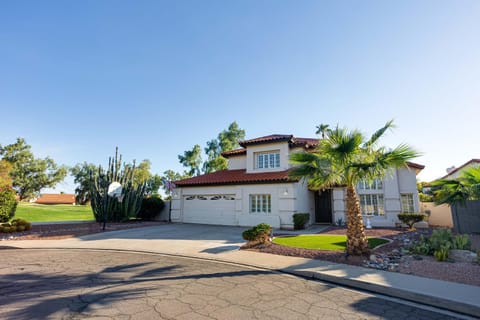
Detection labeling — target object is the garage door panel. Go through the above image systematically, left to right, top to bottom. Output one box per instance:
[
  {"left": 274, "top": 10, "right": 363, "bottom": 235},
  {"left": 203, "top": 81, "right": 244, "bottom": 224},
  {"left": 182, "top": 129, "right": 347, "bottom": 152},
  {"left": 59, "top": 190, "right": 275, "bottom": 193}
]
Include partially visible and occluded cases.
[{"left": 183, "top": 195, "right": 236, "bottom": 225}]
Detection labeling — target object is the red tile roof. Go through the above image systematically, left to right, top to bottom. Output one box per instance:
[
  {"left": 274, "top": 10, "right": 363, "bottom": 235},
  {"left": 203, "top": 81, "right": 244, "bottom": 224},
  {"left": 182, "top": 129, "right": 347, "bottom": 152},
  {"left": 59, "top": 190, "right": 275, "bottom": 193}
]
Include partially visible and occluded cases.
[
  {"left": 239, "top": 134, "right": 294, "bottom": 147},
  {"left": 222, "top": 135, "right": 320, "bottom": 158},
  {"left": 221, "top": 149, "right": 246, "bottom": 157},
  {"left": 440, "top": 159, "right": 480, "bottom": 179},
  {"left": 406, "top": 162, "right": 425, "bottom": 170},
  {"left": 174, "top": 169, "right": 296, "bottom": 187},
  {"left": 35, "top": 194, "right": 76, "bottom": 204}
]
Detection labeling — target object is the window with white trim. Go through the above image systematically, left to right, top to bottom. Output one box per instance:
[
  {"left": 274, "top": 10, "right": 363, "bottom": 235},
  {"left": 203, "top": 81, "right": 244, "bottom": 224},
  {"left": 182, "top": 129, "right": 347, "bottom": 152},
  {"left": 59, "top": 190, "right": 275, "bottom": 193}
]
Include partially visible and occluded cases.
[
  {"left": 256, "top": 152, "right": 280, "bottom": 169},
  {"left": 357, "top": 179, "right": 383, "bottom": 190},
  {"left": 250, "top": 194, "right": 271, "bottom": 213},
  {"left": 359, "top": 194, "right": 385, "bottom": 216},
  {"left": 401, "top": 194, "right": 415, "bottom": 213}
]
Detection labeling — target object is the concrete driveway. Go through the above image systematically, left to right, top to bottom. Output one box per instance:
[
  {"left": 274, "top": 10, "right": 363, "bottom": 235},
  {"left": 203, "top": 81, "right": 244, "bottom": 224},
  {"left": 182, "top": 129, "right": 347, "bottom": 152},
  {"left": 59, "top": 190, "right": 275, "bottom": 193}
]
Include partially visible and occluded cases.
[{"left": 9, "top": 223, "right": 249, "bottom": 257}]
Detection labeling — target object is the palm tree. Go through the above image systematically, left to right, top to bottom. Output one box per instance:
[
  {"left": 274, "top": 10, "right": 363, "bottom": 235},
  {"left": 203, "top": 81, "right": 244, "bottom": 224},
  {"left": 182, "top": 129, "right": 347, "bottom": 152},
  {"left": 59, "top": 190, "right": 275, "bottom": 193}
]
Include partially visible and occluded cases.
[
  {"left": 290, "top": 120, "right": 419, "bottom": 255},
  {"left": 316, "top": 124, "right": 330, "bottom": 139},
  {"left": 432, "top": 166, "right": 480, "bottom": 206}
]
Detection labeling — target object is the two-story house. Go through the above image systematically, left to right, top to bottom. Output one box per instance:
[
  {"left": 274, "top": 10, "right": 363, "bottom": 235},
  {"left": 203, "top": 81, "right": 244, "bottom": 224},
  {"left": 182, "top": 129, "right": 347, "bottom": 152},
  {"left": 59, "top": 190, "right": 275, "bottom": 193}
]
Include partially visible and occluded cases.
[{"left": 171, "top": 134, "right": 424, "bottom": 229}]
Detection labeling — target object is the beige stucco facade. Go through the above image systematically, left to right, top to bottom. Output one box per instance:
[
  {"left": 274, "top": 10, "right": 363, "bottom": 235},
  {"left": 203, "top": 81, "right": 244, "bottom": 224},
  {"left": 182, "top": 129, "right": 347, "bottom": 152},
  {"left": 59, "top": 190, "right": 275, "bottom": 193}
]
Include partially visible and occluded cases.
[{"left": 172, "top": 138, "right": 422, "bottom": 229}]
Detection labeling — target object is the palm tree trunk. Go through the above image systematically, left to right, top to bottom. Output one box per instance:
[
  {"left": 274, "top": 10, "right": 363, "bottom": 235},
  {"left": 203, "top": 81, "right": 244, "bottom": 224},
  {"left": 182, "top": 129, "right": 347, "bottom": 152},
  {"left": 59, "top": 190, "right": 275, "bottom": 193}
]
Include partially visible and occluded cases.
[{"left": 345, "top": 186, "right": 369, "bottom": 255}]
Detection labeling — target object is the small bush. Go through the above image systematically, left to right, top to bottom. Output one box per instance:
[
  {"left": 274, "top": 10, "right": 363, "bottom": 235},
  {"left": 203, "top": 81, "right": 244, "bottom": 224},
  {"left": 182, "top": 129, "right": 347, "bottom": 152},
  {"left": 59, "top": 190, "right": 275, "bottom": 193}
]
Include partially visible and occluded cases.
[
  {"left": 0, "top": 187, "right": 17, "bottom": 223},
  {"left": 137, "top": 196, "right": 165, "bottom": 221},
  {"left": 293, "top": 213, "right": 310, "bottom": 230},
  {"left": 397, "top": 213, "right": 427, "bottom": 229},
  {"left": 0, "top": 219, "right": 32, "bottom": 233},
  {"left": 242, "top": 223, "right": 272, "bottom": 244},
  {"left": 451, "top": 234, "right": 471, "bottom": 250},
  {"left": 434, "top": 247, "right": 449, "bottom": 261}
]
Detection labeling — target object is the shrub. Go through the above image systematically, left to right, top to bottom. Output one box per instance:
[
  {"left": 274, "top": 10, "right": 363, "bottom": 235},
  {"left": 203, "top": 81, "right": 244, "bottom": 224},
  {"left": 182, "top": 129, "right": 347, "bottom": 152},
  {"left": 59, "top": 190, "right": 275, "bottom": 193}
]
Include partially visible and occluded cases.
[
  {"left": 0, "top": 187, "right": 17, "bottom": 223},
  {"left": 137, "top": 196, "right": 165, "bottom": 221},
  {"left": 293, "top": 213, "right": 310, "bottom": 230},
  {"left": 397, "top": 213, "right": 427, "bottom": 229},
  {"left": 11, "top": 218, "right": 32, "bottom": 231},
  {"left": 0, "top": 219, "right": 32, "bottom": 233},
  {"left": 242, "top": 223, "right": 272, "bottom": 244},
  {"left": 429, "top": 229, "right": 453, "bottom": 252},
  {"left": 451, "top": 234, "right": 471, "bottom": 250},
  {"left": 434, "top": 246, "right": 449, "bottom": 261}
]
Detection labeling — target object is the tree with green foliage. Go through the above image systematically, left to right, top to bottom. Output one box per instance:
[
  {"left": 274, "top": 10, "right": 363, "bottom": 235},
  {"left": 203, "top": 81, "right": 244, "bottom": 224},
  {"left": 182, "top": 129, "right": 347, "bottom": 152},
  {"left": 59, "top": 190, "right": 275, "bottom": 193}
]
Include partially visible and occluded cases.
[
  {"left": 289, "top": 120, "right": 419, "bottom": 255},
  {"left": 179, "top": 121, "right": 245, "bottom": 175},
  {"left": 202, "top": 122, "right": 246, "bottom": 173},
  {"left": 315, "top": 124, "right": 330, "bottom": 139},
  {"left": 0, "top": 138, "right": 67, "bottom": 200},
  {"left": 178, "top": 144, "right": 203, "bottom": 177},
  {"left": 0, "top": 160, "right": 13, "bottom": 187},
  {"left": 70, "top": 162, "right": 97, "bottom": 204},
  {"left": 432, "top": 166, "right": 480, "bottom": 206},
  {"left": 145, "top": 174, "right": 163, "bottom": 197}
]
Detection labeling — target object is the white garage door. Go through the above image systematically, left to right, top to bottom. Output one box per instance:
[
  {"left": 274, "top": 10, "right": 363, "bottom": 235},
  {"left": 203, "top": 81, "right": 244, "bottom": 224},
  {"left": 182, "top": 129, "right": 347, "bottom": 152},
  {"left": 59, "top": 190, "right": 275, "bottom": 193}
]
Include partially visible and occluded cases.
[{"left": 183, "top": 195, "right": 236, "bottom": 225}]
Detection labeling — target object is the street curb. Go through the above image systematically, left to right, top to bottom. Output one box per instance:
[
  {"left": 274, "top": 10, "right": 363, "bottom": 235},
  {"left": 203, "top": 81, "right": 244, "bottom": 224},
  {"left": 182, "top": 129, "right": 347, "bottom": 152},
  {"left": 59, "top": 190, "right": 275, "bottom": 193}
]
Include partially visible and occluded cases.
[
  {"left": 5, "top": 246, "right": 478, "bottom": 318},
  {"left": 287, "top": 268, "right": 479, "bottom": 318}
]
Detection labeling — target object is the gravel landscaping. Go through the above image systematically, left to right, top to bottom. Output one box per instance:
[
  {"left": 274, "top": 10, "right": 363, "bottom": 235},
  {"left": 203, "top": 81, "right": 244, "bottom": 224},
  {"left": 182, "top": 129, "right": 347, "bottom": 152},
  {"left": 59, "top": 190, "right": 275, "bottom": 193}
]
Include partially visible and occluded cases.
[{"left": 248, "top": 226, "right": 480, "bottom": 287}]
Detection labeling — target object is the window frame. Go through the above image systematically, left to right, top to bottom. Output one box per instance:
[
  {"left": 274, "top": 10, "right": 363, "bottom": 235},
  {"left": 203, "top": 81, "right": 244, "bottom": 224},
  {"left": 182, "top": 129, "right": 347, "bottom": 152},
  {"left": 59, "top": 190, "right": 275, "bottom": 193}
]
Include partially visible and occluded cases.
[
  {"left": 255, "top": 151, "right": 280, "bottom": 169},
  {"left": 401, "top": 193, "right": 415, "bottom": 213},
  {"left": 249, "top": 194, "right": 272, "bottom": 213},
  {"left": 359, "top": 194, "right": 385, "bottom": 216}
]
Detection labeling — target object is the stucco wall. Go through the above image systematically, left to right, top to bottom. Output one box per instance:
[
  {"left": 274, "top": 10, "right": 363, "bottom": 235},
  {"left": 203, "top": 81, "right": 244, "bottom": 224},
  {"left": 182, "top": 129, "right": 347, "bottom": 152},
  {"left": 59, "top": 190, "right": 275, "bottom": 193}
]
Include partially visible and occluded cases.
[
  {"left": 246, "top": 143, "right": 290, "bottom": 173},
  {"left": 227, "top": 156, "right": 246, "bottom": 170},
  {"left": 332, "top": 167, "right": 421, "bottom": 227},
  {"left": 294, "top": 179, "right": 315, "bottom": 225},
  {"left": 171, "top": 183, "right": 305, "bottom": 229},
  {"left": 421, "top": 202, "right": 453, "bottom": 227}
]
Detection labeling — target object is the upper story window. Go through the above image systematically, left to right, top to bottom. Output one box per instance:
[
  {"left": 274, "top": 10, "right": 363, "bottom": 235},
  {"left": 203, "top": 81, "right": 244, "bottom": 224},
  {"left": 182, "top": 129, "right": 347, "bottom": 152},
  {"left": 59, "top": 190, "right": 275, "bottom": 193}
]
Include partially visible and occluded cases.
[
  {"left": 256, "top": 152, "right": 280, "bottom": 169},
  {"left": 357, "top": 179, "right": 383, "bottom": 191}
]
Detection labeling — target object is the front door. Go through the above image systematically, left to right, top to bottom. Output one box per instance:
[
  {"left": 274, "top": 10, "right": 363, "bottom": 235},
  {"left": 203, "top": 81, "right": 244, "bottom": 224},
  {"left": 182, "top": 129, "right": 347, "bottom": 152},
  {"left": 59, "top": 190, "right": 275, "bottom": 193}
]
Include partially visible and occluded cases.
[{"left": 315, "top": 190, "right": 332, "bottom": 223}]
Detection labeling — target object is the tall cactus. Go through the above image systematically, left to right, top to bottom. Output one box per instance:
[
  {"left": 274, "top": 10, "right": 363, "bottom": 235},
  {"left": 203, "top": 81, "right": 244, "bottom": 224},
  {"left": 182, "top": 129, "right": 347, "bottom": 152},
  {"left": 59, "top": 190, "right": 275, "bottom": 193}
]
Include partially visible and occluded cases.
[{"left": 89, "top": 148, "right": 146, "bottom": 223}]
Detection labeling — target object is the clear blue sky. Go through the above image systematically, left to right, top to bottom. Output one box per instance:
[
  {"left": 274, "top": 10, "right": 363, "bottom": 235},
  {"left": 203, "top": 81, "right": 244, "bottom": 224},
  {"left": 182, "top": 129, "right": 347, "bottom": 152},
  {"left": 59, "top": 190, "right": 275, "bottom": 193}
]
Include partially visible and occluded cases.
[{"left": 1, "top": 1, "right": 479, "bottom": 193}]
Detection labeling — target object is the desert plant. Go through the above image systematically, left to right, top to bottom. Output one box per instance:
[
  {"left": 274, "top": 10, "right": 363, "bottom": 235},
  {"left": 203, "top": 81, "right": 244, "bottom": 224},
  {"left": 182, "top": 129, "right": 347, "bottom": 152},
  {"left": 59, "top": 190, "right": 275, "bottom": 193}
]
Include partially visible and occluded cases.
[
  {"left": 89, "top": 148, "right": 146, "bottom": 224},
  {"left": 0, "top": 187, "right": 17, "bottom": 222},
  {"left": 137, "top": 196, "right": 165, "bottom": 221},
  {"left": 292, "top": 213, "right": 310, "bottom": 230},
  {"left": 397, "top": 213, "right": 427, "bottom": 230},
  {"left": 336, "top": 218, "right": 345, "bottom": 226},
  {"left": 242, "top": 223, "right": 272, "bottom": 244},
  {"left": 1, "top": 226, "right": 11, "bottom": 233},
  {"left": 428, "top": 229, "right": 453, "bottom": 252},
  {"left": 451, "top": 234, "right": 471, "bottom": 250},
  {"left": 409, "top": 236, "right": 431, "bottom": 255},
  {"left": 434, "top": 246, "right": 449, "bottom": 261}
]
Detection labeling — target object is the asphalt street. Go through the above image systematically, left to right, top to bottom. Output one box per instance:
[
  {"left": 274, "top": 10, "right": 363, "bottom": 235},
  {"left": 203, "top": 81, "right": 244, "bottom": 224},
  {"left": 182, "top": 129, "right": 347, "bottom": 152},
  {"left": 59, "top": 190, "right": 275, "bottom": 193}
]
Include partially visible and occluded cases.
[{"left": 0, "top": 249, "right": 465, "bottom": 320}]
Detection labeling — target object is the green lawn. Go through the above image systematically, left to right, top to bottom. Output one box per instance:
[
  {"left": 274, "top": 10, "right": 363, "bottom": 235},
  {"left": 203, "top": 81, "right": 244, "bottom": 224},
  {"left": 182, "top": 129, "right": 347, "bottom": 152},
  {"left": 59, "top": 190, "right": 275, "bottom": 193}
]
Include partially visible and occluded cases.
[
  {"left": 14, "top": 203, "right": 95, "bottom": 222},
  {"left": 273, "top": 235, "right": 389, "bottom": 251}
]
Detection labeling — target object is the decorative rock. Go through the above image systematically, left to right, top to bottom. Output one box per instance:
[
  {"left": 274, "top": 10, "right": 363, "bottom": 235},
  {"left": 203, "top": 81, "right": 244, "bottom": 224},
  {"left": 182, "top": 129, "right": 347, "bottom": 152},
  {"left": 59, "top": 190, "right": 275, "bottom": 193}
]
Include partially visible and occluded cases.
[
  {"left": 413, "top": 221, "right": 429, "bottom": 229},
  {"left": 448, "top": 250, "right": 478, "bottom": 263},
  {"left": 370, "top": 254, "right": 377, "bottom": 262}
]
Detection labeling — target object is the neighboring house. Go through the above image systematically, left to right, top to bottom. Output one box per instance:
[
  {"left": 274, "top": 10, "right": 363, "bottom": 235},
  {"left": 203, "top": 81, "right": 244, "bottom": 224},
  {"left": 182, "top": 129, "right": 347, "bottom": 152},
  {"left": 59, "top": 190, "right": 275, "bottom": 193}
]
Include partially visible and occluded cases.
[
  {"left": 172, "top": 134, "right": 424, "bottom": 229},
  {"left": 440, "top": 159, "right": 480, "bottom": 180},
  {"left": 35, "top": 194, "right": 76, "bottom": 205}
]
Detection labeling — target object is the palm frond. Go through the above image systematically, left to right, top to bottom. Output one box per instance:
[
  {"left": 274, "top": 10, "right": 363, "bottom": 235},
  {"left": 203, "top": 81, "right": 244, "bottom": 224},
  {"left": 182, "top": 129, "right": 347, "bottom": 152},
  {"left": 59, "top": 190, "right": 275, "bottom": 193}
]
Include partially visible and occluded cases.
[
  {"left": 364, "top": 119, "right": 395, "bottom": 148},
  {"left": 431, "top": 179, "right": 470, "bottom": 206}
]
